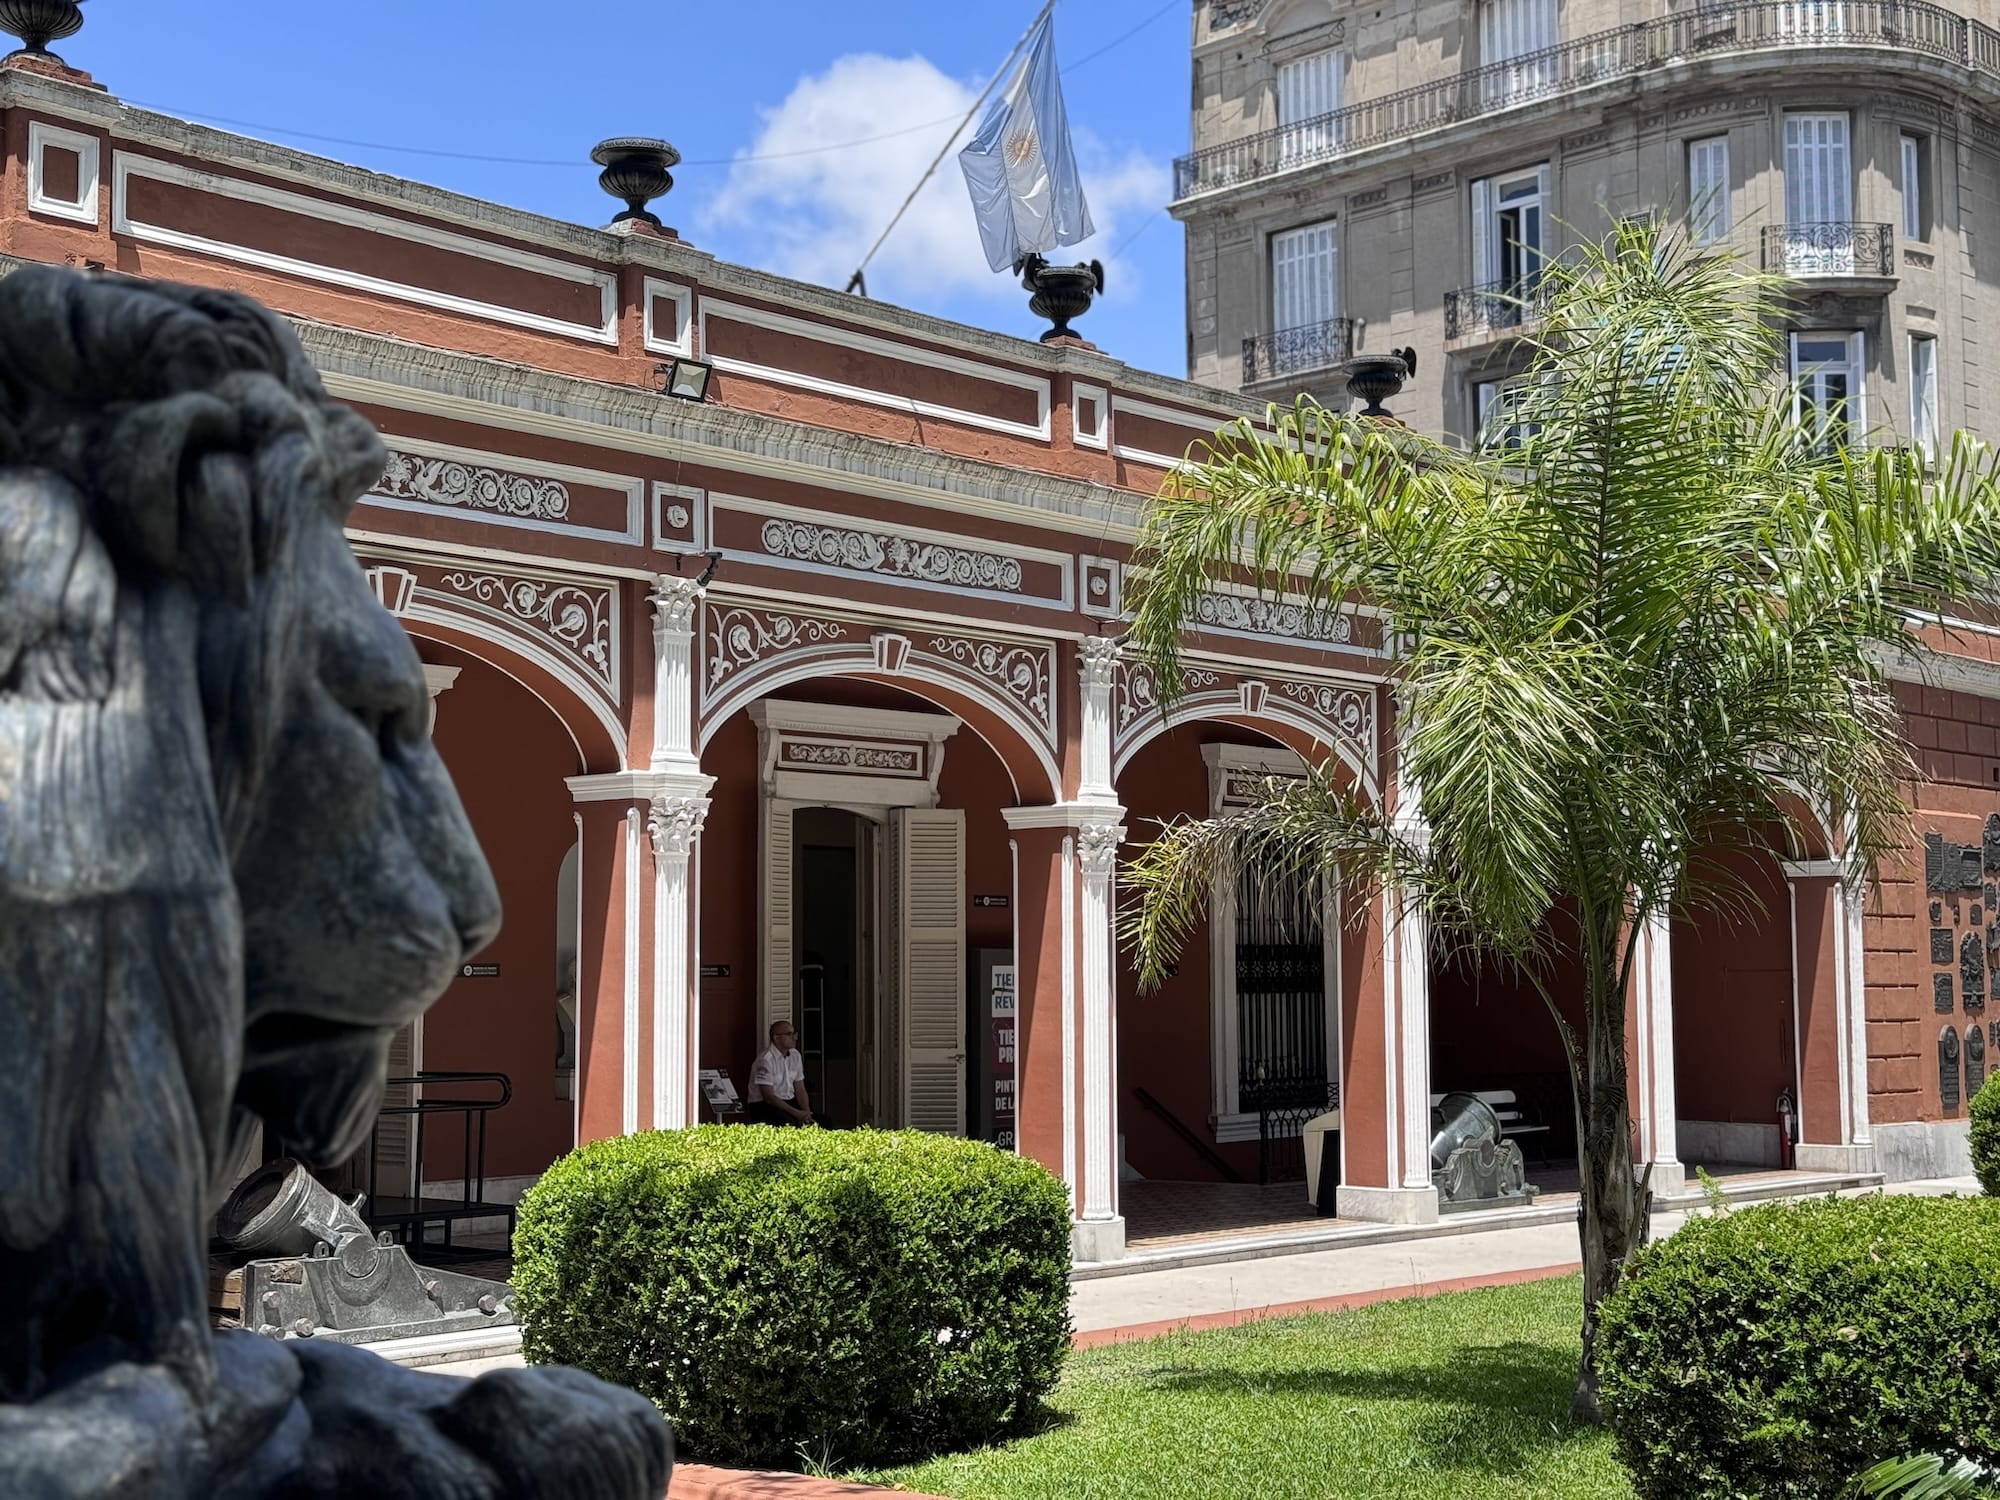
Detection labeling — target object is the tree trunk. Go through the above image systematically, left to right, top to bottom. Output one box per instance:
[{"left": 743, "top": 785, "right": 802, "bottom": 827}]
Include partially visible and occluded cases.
[{"left": 1570, "top": 952, "right": 1649, "bottom": 1424}]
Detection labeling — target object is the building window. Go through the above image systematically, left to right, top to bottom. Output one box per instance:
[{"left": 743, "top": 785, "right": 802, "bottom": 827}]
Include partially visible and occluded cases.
[
  {"left": 1479, "top": 0, "right": 1559, "bottom": 102},
  {"left": 1276, "top": 48, "right": 1345, "bottom": 166},
  {"left": 1781, "top": 112, "right": 1854, "bottom": 273},
  {"left": 1902, "top": 133, "right": 1927, "bottom": 242},
  {"left": 1687, "top": 135, "right": 1731, "bottom": 247},
  {"left": 1471, "top": 165, "right": 1548, "bottom": 298},
  {"left": 1270, "top": 219, "right": 1339, "bottom": 346},
  {"left": 1792, "top": 330, "right": 1865, "bottom": 452},
  {"left": 1910, "top": 333, "right": 1940, "bottom": 462},
  {"left": 1475, "top": 375, "right": 1543, "bottom": 452},
  {"left": 1204, "top": 746, "right": 1337, "bottom": 1140}
]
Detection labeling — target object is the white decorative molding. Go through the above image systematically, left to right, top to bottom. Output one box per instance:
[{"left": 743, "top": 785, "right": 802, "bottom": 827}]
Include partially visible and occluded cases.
[
  {"left": 28, "top": 120, "right": 99, "bottom": 225},
  {"left": 111, "top": 152, "right": 619, "bottom": 344},
  {"left": 642, "top": 277, "right": 694, "bottom": 358},
  {"left": 697, "top": 296, "right": 1053, "bottom": 441},
  {"left": 1072, "top": 381, "right": 1109, "bottom": 450},
  {"left": 1109, "top": 392, "right": 1235, "bottom": 469},
  {"left": 363, "top": 434, "right": 644, "bottom": 545},
  {"left": 381, "top": 449, "right": 568, "bottom": 521},
  {"left": 652, "top": 482, "right": 706, "bottom": 550},
  {"left": 716, "top": 493, "right": 1073, "bottom": 609},
  {"left": 760, "top": 517, "right": 1026, "bottom": 593},
  {"left": 1081, "top": 555, "right": 1122, "bottom": 620},
  {"left": 366, "top": 564, "right": 417, "bottom": 616},
  {"left": 436, "top": 570, "right": 616, "bottom": 696},
  {"left": 1196, "top": 590, "right": 1356, "bottom": 645},
  {"left": 705, "top": 606, "right": 852, "bottom": 695},
  {"left": 924, "top": 633, "right": 1055, "bottom": 734},
  {"left": 1077, "top": 636, "right": 1121, "bottom": 805},
  {"left": 1109, "top": 662, "right": 1378, "bottom": 788},
  {"left": 420, "top": 663, "right": 461, "bottom": 737},
  {"left": 1276, "top": 679, "right": 1374, "bottom": 752},
  {"left": 751, "top": 699, "right": 958, "bottom": 808},
  {"left": 647, "top": 793, "right": 711, "bottom": 860},
  {"left": 623, "top": 806, "right": 642, "bottom": 1136},
  {"left": 1075, "top": 815, "right": 1125, "bottom": 1230}
]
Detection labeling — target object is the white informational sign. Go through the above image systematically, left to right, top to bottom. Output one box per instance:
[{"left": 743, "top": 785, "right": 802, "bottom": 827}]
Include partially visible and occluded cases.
[{"left": 698, "top": 1069, "right": 742, "bottom": 1117}]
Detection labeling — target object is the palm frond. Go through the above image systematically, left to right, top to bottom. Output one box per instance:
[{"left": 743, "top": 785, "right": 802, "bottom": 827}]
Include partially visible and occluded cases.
[{"left": 1854, "top": 1454, "right": 2000, "bottom": 1500}]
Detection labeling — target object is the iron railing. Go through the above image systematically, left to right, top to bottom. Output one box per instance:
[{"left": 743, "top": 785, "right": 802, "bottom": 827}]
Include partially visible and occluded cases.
[
  {"left": 1175, "top": 2, "right": 2000, "bottom": 200},
  {"left": 1759, "top": 221, "right": 1896, "bottom": 277},
  {"left": 1444, "top": 279, "right": 1548, "bottom": 341},
  {"left": 1241, "top": 316, "right": 1356, "bottom": 384}
]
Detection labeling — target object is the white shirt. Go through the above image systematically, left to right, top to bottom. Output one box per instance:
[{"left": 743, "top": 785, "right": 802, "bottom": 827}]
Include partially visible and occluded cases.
[{"left": 751, "top": 1045, "right": 805, "bottom": 1103}]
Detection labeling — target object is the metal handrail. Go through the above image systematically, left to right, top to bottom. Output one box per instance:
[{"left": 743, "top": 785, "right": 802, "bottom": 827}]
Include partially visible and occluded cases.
[
  {"left": 1176, "top": 1, "right": 2000, "bottom": 200},
  {"left": 1759, "top": 221, "right": 1897, "bottom": 277},
  {"left": 1443, "top": 278, "right": 1549, "bottom": 341},
  {"left": 1242, "top": 316, "right": 1356, "bottom": 384},
  {"left": 365, "top": 1070, "right": 513, "bottom": 1231}
]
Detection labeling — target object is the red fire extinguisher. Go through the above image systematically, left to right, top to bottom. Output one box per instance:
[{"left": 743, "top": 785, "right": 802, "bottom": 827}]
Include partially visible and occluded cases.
[{"left": 1776, "top": 1088, "right": 1798, "bottom": 1170}]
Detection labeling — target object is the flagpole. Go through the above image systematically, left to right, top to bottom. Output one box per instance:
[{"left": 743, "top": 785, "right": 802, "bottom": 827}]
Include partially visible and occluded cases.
[{"left": 843, "top": 0, "right": 1056, "bottom": 296}]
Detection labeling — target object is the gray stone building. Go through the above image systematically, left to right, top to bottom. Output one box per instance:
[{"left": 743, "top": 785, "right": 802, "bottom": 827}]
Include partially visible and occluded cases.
[{"left": 1174, "top": 0, "right": 2000, "bottom": 452}]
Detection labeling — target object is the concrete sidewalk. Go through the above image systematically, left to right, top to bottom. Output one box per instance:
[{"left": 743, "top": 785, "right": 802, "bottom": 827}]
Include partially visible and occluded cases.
[
  {"left": 391, "top": 1173, "right": 1981, "bottom": 1377},
  {"left": 1071, "top": 1173, "right": 1980, "bottom": 1335}
]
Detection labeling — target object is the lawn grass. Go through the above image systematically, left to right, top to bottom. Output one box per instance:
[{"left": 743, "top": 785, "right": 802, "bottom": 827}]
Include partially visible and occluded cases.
[{"left": 854, "top": 1275, "right": 1635, "bottom": 1500}]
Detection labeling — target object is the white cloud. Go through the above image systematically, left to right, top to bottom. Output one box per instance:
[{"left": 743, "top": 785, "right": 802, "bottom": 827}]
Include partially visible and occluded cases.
[{"left": 696, "top": 53, "right": 1168, "bottom": 320}]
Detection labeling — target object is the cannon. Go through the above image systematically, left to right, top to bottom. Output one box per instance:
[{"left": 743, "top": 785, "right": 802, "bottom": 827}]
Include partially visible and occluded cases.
[{"left": 1429, "top": 1092, "right": 1536, "bottom": 1211}]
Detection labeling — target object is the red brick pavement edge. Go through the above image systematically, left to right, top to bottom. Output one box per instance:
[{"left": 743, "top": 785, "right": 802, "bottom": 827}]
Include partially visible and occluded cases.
[
  {"left": 1070, "top": 1261, "right": 1583, "bottom": 1349},
  {"left": 664, "top": 1263, "right": 1582, "bottom": 1498},
  {"left": 669, "top": 1462, "right": 946, "bottom": 1499}
]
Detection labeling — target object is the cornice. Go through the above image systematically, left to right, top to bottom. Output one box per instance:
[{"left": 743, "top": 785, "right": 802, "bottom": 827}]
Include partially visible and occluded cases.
[{"left": 290, "top": 320, "right": 1159, "bottom": 541}]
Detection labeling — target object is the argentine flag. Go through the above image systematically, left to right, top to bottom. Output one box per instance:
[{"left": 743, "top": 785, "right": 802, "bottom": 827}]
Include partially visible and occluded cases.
[{"left": 958, "top": 13, "right": 1095, "bottom": 274}]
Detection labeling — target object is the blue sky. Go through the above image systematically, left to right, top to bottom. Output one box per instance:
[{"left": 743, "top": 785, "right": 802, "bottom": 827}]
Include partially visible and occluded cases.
[{"left": 65, "top": 1, "right": 1192, "bottom": 376}]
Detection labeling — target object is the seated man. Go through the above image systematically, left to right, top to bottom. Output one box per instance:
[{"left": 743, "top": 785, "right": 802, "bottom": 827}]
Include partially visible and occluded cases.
[{"left": 748, "top": 1020, "right": 814, "bottom": 1127}]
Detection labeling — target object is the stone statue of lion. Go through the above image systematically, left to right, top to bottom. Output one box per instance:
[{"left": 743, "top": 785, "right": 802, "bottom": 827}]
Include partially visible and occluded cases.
[{"left": 0, "top": 265, "right": 669, "bottom": 1498}]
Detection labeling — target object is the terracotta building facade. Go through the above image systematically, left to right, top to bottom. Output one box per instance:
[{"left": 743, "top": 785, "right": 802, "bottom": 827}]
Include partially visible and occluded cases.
[{"left": 0, "top": 45, "right": 1975, "bottom": 1262}]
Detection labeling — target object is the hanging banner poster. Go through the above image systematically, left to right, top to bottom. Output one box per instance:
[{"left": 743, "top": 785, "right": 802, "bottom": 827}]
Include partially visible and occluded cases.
[{"left": 991, "top": 965, "right": 1016, "bottom": 1151}]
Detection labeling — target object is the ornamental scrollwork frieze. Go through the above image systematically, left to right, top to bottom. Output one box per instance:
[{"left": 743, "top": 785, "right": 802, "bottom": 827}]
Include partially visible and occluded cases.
[
  {"left": 378, "top": 450, "right": 570, "bottom": 522},
  {"left": 761, "top": 518, "right": 1025, "bottom": 594},
  {"left": 436, "top": 570, "right": 613, "bottom": 693},
  {"left": 1195, "top": 591, "right": 1353, "bottom": 644},
  {"left": 705, "top": 607, "right": 850, "bottom": 693},
  {"left": 925, "top": 634, "right": 1054, "bottom": 737},
  {"left": 1113, "top": 662, "right": 1222, "bottom": 739},
  {"left": 1277, "top": 680, "right": 1375, "bottom": 761}
]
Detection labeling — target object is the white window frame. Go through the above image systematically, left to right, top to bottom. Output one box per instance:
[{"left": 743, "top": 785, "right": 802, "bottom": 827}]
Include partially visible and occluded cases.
[
  {"left": 1479, "top": 0, "right": 1559, "bottom": 102},
  {"left": 1276, "top": 48, "right": 1346, "bottom": 166},
  {"left": 1781, "top": 112, "right": 1854, "bottom": 275},
  {"left": 1901, "top": 133, "right": 1926, "bottom": 243},
  {"left": 1687, "top": 135, "right": 1731, "bottom": 247},
  {"left": 1470, "top": 165, "right": 1550, "bottom": 296},
  {"left": 1269, "top": 218, "right": 1340, "bottom": 344},
  {"left": 1791, "top": 330, "right": 1866, "bottom": 451},
  {"left": 1910, "top": 332, "right": 1940, "bottom": 463},
  {"left": 1474, "top": 375, "right": 1541, "bottom": 452},
  {"left": 1203, "top": 744, "right": 1341, "bottom": 1141}
]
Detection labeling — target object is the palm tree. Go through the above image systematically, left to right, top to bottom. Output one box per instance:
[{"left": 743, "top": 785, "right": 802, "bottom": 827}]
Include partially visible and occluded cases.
[{"left": 1121, "top": 218, "right": 2000, "bottom": 1420}]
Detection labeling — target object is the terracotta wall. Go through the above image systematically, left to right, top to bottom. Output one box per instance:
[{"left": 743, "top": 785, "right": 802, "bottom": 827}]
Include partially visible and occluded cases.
[
  {"left": 420, "top": 644, "right": 583, "bottom": 1182},
  {"left": 1870, "top": 680, "right": 2000, "bottom": 1126},
  {"left": 695, "top": 684, "right": 1020, "bottom": 1107},
  {"left": 1669, "top": 848, "right": 1796, "bottom": 1126}
]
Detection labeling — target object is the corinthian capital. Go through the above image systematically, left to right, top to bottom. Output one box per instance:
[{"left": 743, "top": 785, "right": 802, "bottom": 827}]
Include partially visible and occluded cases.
[
  {"left": 649, "top": 574, "right": 704, "bottom": 640},
  {"left": 1077, "top": 633, "right": 1122, "bottom": 691},
  {"left": 647, "top": 793, "right": 710, "bottom": 859},
  {"left": 1076, "top": 820, "right": 1125, "bottom": 878}
]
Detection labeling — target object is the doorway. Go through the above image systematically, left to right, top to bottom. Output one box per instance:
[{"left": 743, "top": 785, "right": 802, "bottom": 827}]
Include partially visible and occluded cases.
[{"left": 794, "top": 807, "right": 879, "bottom": 1129}]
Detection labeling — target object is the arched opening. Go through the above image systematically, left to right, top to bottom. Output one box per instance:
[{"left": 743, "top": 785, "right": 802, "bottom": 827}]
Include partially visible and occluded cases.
[
  {"left": 380, "top": 639, "right": 587, "bottom": 1222},
  {"left": 697, "top": 675, "right": 1041, "bottom": 1139}
]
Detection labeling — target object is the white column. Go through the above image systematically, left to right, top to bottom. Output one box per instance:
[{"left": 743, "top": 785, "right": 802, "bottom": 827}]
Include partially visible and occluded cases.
[
  {"left": 649, "top": 575, "right": 703, "bottom": 773},
  {"left": 643, "top": 577, "right": 715, "bottom": 1131},
  {"left": 1076, "top": 636, "right": 1120, "bottom": 806},
  {"left": 421, "top": 663, "right": 461, "bottom": 736},
  {"left": 648, "top": 792, "right": 709, "bottom": 1130},
  {"left": 1075, "top": 816, "right": 1126, "bottom": 1258},
  {"left": 1839, "top": 874, "right": 1872, "bottom": 1150},
  {"left": 1395, "top": 881, "right": 1434, "bottom": 1191},
  {"left": 1633, "top": 902, "right": 1685, "bottom": 1196}
]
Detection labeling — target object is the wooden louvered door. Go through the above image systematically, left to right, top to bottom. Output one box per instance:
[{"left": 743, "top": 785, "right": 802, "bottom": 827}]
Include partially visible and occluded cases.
[
  {"left": 762, "top": 798, "right": 799, "bottom": 1034},
  {"left": 889, "top": 808, "right": 967, "bottom": 1134},
  {"left": 376, "top": 1018, "right": 422, "bottom": 1200}
]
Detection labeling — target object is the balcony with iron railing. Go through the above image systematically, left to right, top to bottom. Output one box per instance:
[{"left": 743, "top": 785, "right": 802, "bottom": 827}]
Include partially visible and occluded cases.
[
  {"left": 1175, "top": 1, "right": 2000, "bottom": 202},
  {"left": 1759, "top": 221, "right": 1896, "bottom": 280},
  {"left": 1444, "top": 279, "right": 1549, "bottom": 343},
  {"left": 1241, "top": 316, "right": 1356, "bottom": 385}
]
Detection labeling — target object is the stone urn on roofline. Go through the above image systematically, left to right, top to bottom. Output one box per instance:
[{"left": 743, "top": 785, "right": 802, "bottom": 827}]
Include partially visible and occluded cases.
[{"left": 1016, "top": 252, "right": 1104, "bottom": 343}]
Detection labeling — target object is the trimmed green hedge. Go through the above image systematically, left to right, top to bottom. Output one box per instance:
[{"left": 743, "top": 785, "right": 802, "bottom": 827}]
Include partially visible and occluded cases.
[
  {"left": 1973, "top": 1074, "right": 2000, "bottom": 1197},
  {"left": 512, "top": 1125, "right": 1072, "bottom": 1470},
  {"left": 1600, "top": 1194, "right": 2000, "bottom": 1499}
]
